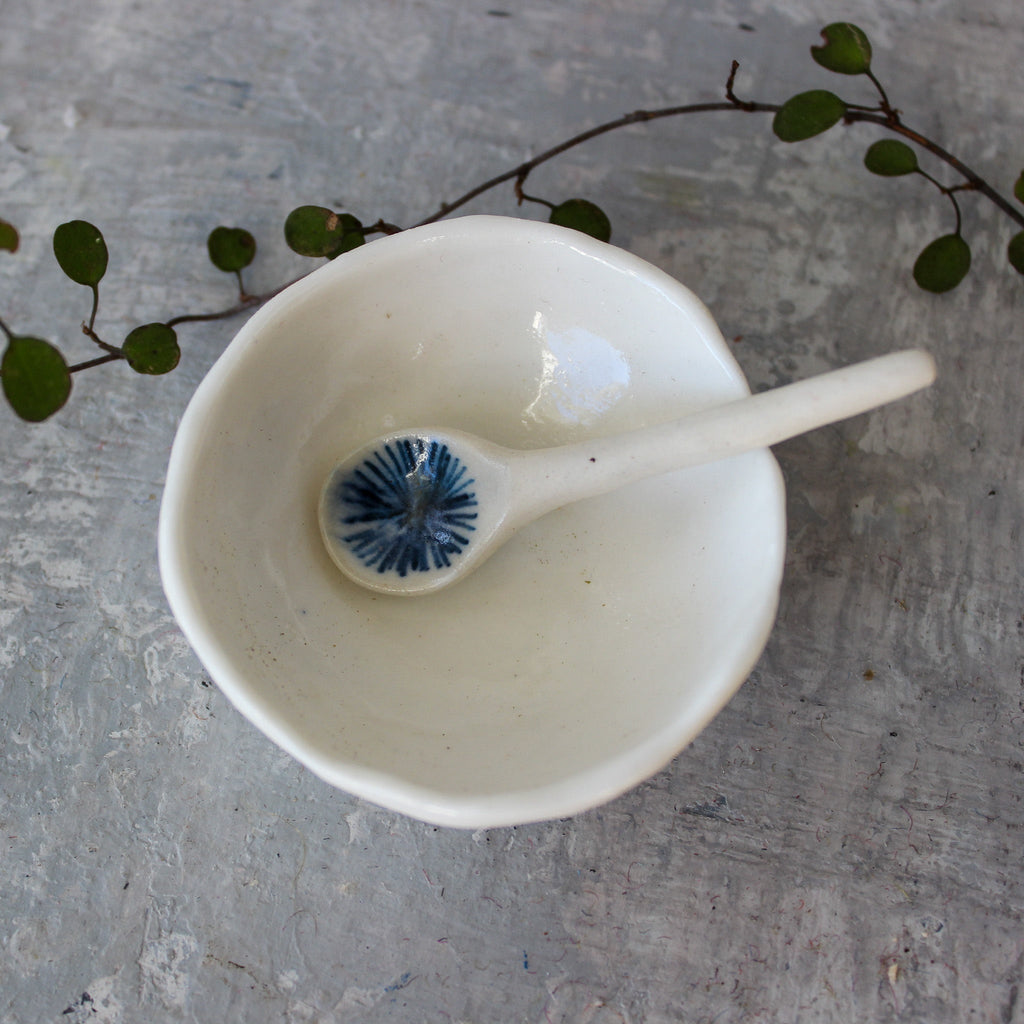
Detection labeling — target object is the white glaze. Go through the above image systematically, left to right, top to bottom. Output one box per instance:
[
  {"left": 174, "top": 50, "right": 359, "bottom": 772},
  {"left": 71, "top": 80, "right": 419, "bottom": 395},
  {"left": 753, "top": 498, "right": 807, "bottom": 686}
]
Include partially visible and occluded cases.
[{"left": 159, "top": 215, "right": 793, "bottom": 827}]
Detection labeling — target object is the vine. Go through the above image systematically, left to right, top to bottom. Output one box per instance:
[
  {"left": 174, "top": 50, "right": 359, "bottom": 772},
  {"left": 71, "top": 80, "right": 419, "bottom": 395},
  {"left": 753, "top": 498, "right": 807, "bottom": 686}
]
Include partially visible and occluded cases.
[{"left": 1, "top": 21, "right": 1022, "bottom": 423}]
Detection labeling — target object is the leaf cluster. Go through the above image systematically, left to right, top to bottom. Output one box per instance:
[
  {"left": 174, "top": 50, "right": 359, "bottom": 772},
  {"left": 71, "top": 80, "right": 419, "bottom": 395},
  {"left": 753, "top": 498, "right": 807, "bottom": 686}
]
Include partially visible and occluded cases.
[
  {"left": 2, "top": 21, "right": 1022, "bottom": 422},
  {"left": 771, "top": 21, "right": 1024, "bottom": 293},
  {"left": 1, "top": 219, "right": 188, "bottom": 419}
]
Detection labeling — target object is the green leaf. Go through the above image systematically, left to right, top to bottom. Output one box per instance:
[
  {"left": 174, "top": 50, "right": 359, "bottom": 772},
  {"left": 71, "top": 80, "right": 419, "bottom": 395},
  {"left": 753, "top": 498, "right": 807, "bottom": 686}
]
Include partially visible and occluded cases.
[
  {"left": 811, "top": 22, "right": 872, "bottom": 75},
  {"left": 772, "top": 90, "right": 847, "bottom": 143},
  {"left": 864, "top": 139, "right": 918, "bottom": 176},
  {"left": 1014, "top": 172, "right": 1024, "bottom": 205},
  {"left": 548, "top": 199, "right": 612, "bottom": 243},
  {"left": 284, "top": 206, "right": 365, "bottom": 259},
  {"left": 328, "top": 217, "right": 367, "bottom": 257},
  {"left": 0, "top": 219, "right": 18, "bottom": 253},
  {"left": 53, "top": 219, "right": 108, "bottom": 287},
  {"left": 207, "top": 226, "right": 256, "bottom": 273},
  {"left": 1008, "top": 231, "right": 1024, "bottom": 276},
  {"left": 913, "top": 234, "right": 971, "bottom": 293},
  {"left": 122, "top": 323, "right": 181, "bottom": 375},
  {"left": 1, "top": 335, "right": 72, "bottom": 421}
]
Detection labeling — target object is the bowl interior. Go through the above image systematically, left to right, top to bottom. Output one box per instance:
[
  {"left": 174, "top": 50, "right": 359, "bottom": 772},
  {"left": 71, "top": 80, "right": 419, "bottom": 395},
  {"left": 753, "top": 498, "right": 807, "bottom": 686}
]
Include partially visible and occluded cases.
[{"left": 159, "top": 216, "right": 786, "bottom": 827}]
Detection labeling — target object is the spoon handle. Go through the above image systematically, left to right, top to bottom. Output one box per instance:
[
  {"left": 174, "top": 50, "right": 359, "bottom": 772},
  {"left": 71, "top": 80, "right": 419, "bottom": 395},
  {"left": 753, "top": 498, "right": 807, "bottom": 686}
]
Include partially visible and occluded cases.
[{"left": 507, "top": 348, "right": 937, "bottom": 523}]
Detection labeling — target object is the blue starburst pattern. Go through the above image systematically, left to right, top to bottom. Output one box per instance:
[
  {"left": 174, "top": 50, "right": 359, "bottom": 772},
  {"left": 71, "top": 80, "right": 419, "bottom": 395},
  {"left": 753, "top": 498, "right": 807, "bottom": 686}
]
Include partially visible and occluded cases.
[{"left": 324, "top": 436, "right": 479, "bottom": 577}]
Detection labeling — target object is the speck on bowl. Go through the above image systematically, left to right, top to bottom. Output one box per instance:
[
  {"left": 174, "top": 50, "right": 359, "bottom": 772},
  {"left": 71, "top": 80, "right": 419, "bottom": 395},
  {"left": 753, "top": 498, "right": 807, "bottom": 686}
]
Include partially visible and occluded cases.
[{"left": 158, "top": 215, "right": 786, "bottom": 828}]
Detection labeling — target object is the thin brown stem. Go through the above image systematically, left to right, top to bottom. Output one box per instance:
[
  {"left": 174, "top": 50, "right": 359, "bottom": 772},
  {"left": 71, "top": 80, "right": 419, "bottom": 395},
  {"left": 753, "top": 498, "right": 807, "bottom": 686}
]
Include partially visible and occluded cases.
[
  {"left": 725, "top": 58, "right": 767, "bottom": 112},
  {"left": 414, "top": 65, "right": 780, "bottom": 228},
  {"left": 865, "top": 69, "right": 897, "bottom": 121},
  {"left": 413, "top": 102, "right": 748, "bottom": 227},
  {"left": 846, "top": 110, "right": 1024, "bottom": 230},
  {"left": 915, "top": 167, "right": 964, "bottom": 234},
  {"left": 518, "top": 189, "right": 555, "bottom": 211},
  {"left": 949, "top": 190, "right": 964, "bottom": 235},
  {"left": 364, "top": 218, "right": 404, "bottom": 236},
  {"left": 162, "top": 226, "right": 421, "bottom": 329},
  {"left": 164, "top": 281, "right": 293, "bottom": 328},
  {"left": 87, "top": 285, "right": 100, "bottom": 335},
  {"left": 166, "top": 300, "right": 259, "bottom": 328},
  {"left": 81, "top": 323, "right": 120, "bottom": 355},
  {"left": 69, "top": 352, "right": 123, "bottom": 373}
]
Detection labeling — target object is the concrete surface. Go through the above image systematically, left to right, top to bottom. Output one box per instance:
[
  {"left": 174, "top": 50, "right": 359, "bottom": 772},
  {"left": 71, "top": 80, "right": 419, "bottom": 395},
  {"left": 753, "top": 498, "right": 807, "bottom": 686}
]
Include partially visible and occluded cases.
[{"left": 1, "top": 0, "right": 1022, "bottom": 1021}]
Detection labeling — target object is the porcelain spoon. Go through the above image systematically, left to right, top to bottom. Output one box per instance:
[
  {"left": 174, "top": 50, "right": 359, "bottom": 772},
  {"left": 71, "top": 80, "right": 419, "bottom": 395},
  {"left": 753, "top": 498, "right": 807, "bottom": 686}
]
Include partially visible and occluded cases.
[{"left": 318, "top": 348, "right": 936, "bottom": 596}]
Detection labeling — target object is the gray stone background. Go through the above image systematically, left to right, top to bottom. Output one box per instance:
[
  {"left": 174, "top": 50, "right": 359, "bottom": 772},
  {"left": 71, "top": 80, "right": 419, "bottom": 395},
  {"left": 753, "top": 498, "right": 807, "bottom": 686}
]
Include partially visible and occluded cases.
[{"left": 2, "top": 0, "right": 1022, "bottom": 1021}]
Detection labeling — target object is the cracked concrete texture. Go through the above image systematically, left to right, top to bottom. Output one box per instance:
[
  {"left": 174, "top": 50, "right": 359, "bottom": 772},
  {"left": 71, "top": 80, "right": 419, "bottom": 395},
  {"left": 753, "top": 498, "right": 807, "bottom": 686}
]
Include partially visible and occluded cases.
[{"left": 2, "top": 0, "right": 1023, "bottom": 1021}]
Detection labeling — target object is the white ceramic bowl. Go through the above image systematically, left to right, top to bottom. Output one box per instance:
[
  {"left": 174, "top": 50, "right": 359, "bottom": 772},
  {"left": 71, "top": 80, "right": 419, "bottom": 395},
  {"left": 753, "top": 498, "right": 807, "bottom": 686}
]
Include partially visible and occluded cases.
[{"left": 159, "top": 215, "right": 786, "bottom": 828}]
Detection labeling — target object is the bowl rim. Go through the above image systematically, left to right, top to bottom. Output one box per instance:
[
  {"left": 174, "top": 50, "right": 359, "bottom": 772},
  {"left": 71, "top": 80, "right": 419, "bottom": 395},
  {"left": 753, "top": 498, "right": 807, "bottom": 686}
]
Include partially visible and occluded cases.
[{"left": 158, "top": 214, "right": 787, "bottom": 828}]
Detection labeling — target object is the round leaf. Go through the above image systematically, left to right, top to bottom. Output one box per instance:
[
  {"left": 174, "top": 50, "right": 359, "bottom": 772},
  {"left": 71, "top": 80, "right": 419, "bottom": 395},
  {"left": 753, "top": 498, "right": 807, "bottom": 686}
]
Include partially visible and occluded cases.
[
  {"left": 811, "top": 22, "right": 872, "bottom": 75},
  {"left": 772, "top": 90, "right": 847, "bottom": 143},
  {"left": 864, "top": 139, "right": 918, "bottom": 176},
  {"left": 1014, "top": 172, "right": 1024, "bottom": 205},
  {"left": 548, "top": 198, "right": 612, "bottom": 242},
  {"left": 284, "top": 206, "right": 364, "bottom": 259},
  {"left": 328, "top": 215, "right": 366, "bottom": 257},
  {"left": 0, "top": 219, "right": 18, "bottom": 253},
  {"left": 53, "top": 219, "right": 108, "bottom": 287},
  {"left": 207, "top": 226, "right": 256, "bottom": 273},
  {"left": 1008, "top": 231, "right": 1024, "bottom": 276},
  {"left": 912, "top": 234, "right": 971, "bottom": 293},
  {"left": 122, "top": 322, "right": 181, "bottom": 375},
  {"left": 1, "top": 335, "right": 72, "bottom": 422}
]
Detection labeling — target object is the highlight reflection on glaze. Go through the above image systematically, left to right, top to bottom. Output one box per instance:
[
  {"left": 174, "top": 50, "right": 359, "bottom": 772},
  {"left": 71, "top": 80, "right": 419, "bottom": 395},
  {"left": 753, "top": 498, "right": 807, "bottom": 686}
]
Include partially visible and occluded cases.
[
  {"left": 523, "top": 323, "right": 631, "bottom": 427},
  {"left": 323, "top": 437, "right": 478, "bottom": 576}
]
